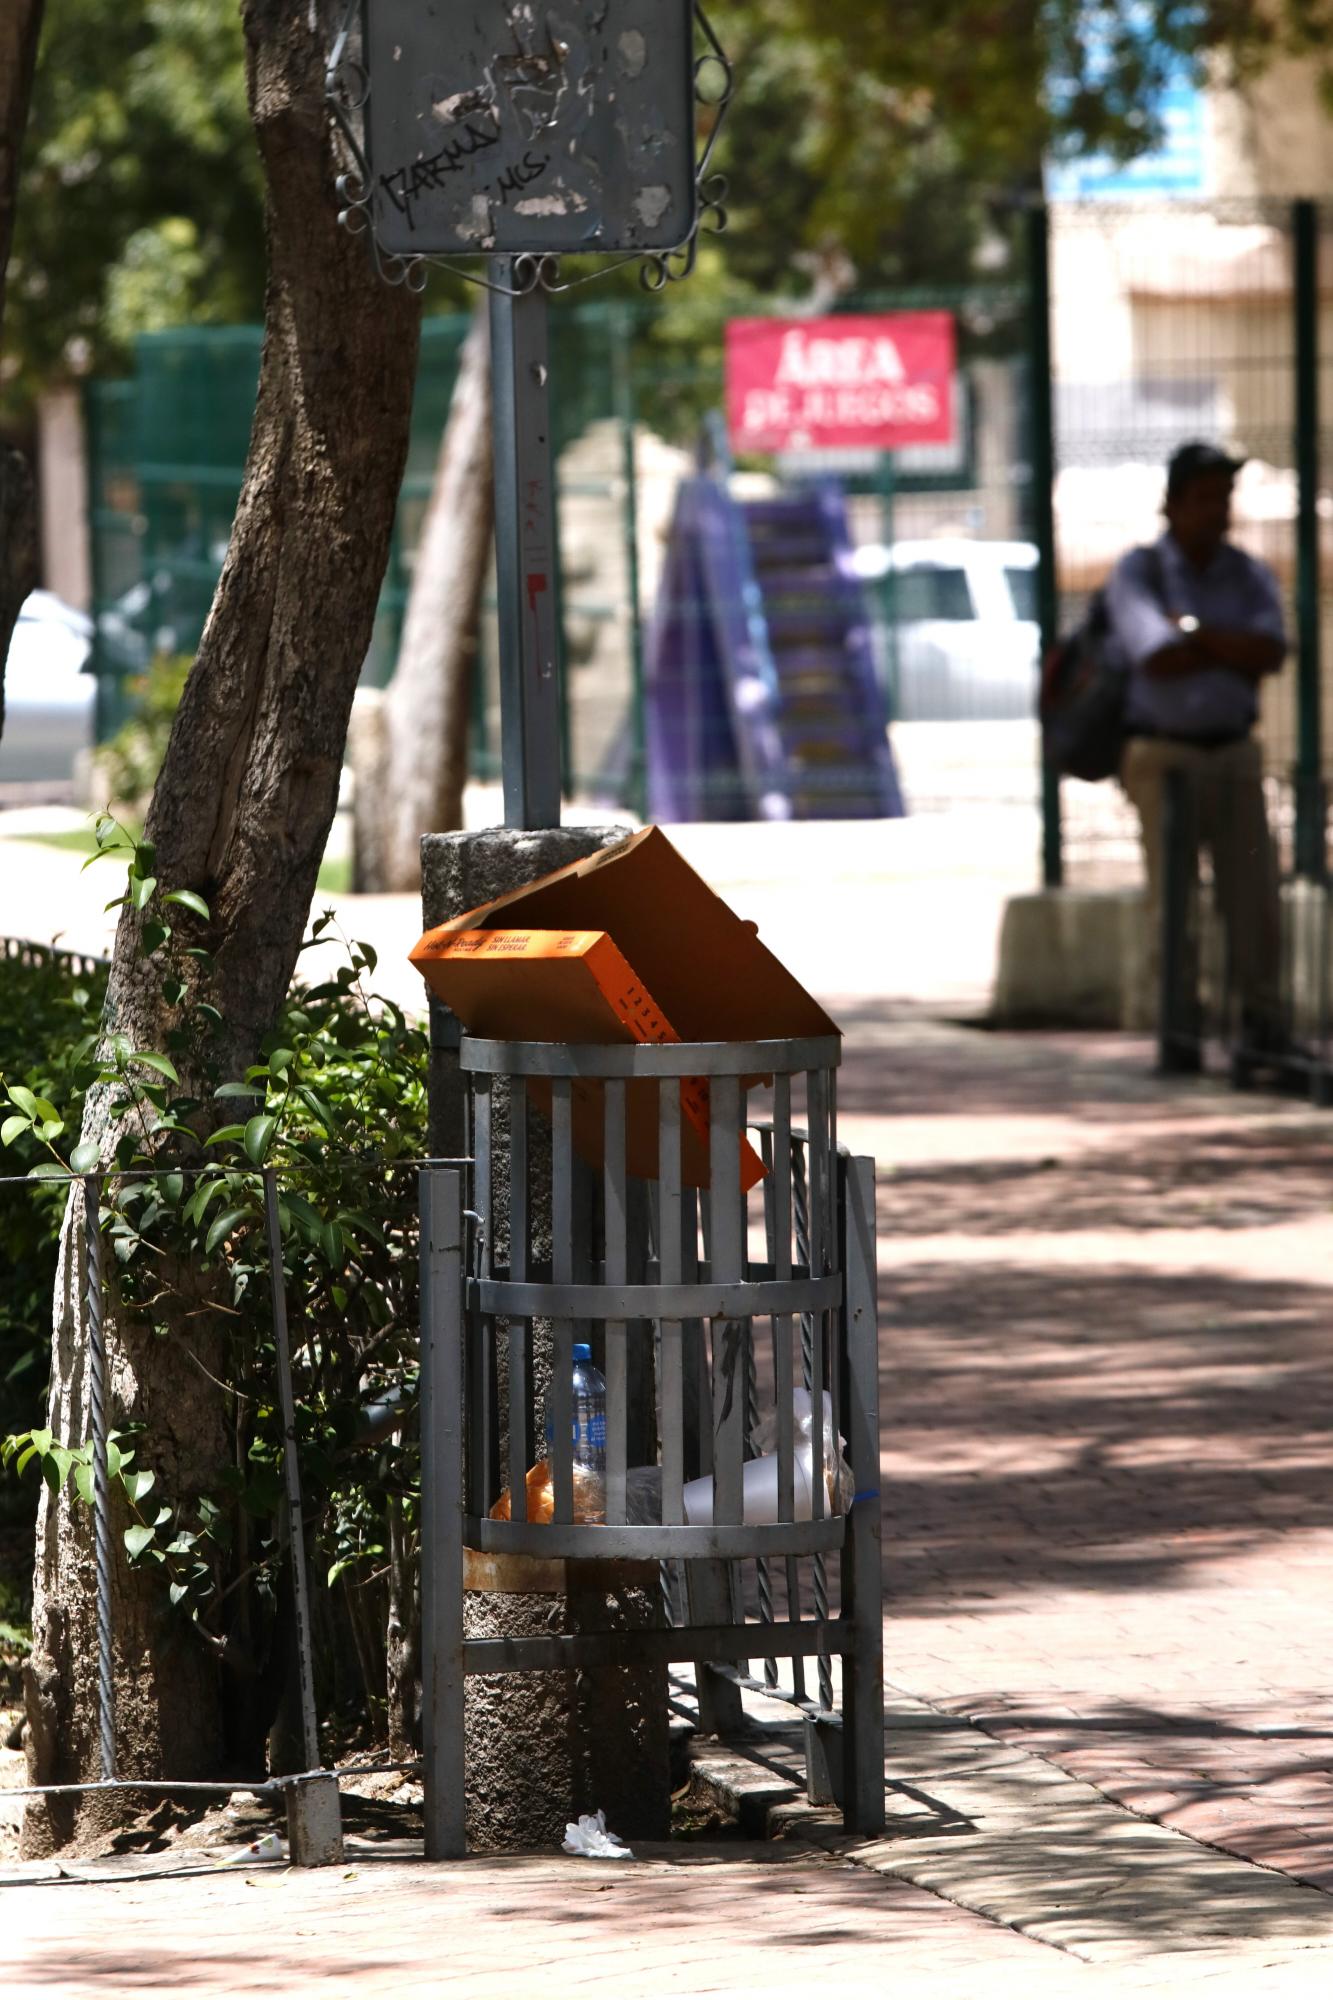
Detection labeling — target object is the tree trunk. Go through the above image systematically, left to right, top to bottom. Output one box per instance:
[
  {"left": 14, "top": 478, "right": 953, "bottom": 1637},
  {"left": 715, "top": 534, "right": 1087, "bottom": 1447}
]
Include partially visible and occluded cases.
[
  {"left": 0, "top": 0, "right": 44, "bottom": 727},
  {"left": 23, "top": 0, "right": 422, "bottom": 1854},
  {"left": 353, "top": 306, "right": 493, "bottom": 891}
]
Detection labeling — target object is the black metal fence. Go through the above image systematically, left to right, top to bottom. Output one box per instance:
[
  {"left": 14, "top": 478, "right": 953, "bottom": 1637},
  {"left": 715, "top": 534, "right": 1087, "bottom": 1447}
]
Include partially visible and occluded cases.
[{"left": 1043, "top": 197, "right": 1333, "bottom": 891}]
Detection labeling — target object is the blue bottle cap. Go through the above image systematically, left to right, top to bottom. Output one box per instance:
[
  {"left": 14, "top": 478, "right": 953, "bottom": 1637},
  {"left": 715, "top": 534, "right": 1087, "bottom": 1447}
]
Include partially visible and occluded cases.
[{"left": 572, "top": 1342, "right": 592, "bottom": 1362}]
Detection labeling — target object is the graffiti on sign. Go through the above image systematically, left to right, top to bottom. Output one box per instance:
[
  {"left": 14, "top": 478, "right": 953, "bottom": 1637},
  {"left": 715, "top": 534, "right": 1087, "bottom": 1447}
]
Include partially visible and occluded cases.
[{"left": 362, "top": 1, "right": 697, "bottom": 257}]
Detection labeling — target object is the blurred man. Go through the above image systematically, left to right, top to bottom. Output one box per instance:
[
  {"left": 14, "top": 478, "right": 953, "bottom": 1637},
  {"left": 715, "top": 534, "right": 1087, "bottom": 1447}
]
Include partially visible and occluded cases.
[{"left": 1106, "top": 442, "right": 1286, "bottom": 1062}]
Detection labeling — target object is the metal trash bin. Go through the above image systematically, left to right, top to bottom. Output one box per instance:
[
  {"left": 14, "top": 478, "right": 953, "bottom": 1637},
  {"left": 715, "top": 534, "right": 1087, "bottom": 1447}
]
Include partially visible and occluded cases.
[{"left": 418, "top": 1030, "right": 883, "bottom": 1856}]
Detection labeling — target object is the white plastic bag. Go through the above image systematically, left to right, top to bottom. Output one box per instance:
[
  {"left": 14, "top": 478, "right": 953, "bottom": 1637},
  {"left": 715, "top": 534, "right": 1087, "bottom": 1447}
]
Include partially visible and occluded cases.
[
  {"left": 753, "top": 1388, "right": 855, "bottom": 1515},
  {"left": 562, "top": 1809, "right": 633, "bottom": 1860}
]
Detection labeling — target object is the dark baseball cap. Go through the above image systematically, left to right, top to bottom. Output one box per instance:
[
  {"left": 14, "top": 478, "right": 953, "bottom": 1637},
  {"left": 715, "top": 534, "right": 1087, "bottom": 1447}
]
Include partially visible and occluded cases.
[{"left": 1166, "top": 441, "right": 1245, "bottom": 496}]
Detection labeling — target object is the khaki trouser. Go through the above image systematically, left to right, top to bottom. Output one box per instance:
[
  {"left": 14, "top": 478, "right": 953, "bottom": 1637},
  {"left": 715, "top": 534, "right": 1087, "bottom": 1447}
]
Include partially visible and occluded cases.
[{"left": 1120, "top": 733, "right": 1282, "bottom": 1028}]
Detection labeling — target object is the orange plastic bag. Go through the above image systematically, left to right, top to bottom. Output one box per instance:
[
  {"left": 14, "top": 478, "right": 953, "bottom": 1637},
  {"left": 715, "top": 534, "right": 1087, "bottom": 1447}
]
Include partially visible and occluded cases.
[{"left": 489, "top": 1458, "right": 604, "bottom": 1525}]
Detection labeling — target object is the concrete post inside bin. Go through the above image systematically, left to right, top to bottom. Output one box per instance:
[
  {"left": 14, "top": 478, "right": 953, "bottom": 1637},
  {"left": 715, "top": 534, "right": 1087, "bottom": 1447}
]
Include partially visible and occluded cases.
[{"left": 422, "top": 826, "right": 670, "bottom": 1852}]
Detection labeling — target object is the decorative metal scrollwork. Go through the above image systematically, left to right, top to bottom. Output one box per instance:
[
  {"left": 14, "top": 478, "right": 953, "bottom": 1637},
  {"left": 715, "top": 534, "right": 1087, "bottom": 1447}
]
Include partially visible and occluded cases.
[{"left": 326, "top": 1, "right": 734, "bottom": 297}]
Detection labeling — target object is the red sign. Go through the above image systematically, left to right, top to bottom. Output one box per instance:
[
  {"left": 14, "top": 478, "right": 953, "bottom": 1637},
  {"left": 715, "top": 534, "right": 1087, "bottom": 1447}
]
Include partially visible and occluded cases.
[{"left": 725, "top": 312, "right": 956, "bottom": 454}]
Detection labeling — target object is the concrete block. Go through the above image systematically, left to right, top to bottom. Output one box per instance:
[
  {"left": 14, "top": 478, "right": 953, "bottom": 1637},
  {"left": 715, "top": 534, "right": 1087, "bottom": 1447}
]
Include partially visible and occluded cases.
[
  {"left": 991, "top": 889, "right": 1148, "bottom": 1029},
  {"left": 283, "top": 1773, "right": 344, "bottom": 1868}
]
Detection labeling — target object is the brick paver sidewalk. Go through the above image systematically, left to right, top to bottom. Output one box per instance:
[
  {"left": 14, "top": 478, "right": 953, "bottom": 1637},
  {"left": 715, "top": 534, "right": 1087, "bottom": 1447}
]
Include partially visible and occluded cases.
[{"left": 836, "top": 1014, "right": 1333, "bottom": 1915}]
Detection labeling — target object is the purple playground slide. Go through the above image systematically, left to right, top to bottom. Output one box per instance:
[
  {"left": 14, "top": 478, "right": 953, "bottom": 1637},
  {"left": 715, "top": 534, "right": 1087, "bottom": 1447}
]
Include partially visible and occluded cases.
[{"left": 645, "top": 472, "right": 906, "bottom": 822}]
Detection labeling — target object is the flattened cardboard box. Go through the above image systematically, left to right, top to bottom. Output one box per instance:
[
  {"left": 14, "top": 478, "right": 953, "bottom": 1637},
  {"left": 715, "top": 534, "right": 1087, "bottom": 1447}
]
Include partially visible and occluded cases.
[
  {"left": 410, "top": 828, "right": 839, "bottom": 1188},
  {"left": 413, "top": 925, "right": 768, "bottom": 1190}
]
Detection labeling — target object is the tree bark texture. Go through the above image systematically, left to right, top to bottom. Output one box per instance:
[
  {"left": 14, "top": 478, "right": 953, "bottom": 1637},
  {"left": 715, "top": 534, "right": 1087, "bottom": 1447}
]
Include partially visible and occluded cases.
[
  {"left": 0, "top": 0, "right": 45, "bottom": 732},
  {"left": 24, "top": 0, "right": 422, "bottom": 1854},
  {"left": 353, "top": 306, "right": 493, "bottom": 891}
]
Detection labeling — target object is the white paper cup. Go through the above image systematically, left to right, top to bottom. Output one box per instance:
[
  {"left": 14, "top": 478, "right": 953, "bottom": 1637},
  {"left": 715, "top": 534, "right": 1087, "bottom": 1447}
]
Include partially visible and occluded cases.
[{"left": 682, "top": 1445, "right": 814, "bottom": 1526}]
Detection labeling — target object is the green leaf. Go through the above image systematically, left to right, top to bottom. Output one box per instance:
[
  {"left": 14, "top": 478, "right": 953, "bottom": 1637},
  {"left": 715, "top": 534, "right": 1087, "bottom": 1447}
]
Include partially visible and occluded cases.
[
  {"left": 130, "top": 873, "right": 158, "bottom": 912},
  {"left": 163, "top": 889, "right": 210, "bottom": 920},
  {"left": 140, "top": 921, "right": 171, "bottom": 955},
  {"left": 355, "top": 942, "right": 378, "bottom": 974},
  {"left": 266, "top": 1048, "right": 295, "bottom": 1079},
  {"left": 134, "top": 1052, "right": 180, "bottom": 1084},
  {"left": 214, "top": 1082, "right": 257, "bottom": 1100},
  {"left": 7, "top": 1086, "right": 39, "bottom": 1120},
  {"left": 296, "top": 1086, "right": 335, "bottom": 1130},
  {"left": 243, "top": 1114, "right": 277, "bottom": 1166},
  {"left": 0, "top": 1115, "right": 31, "bottom": 1146},
  {"left": 204, "top": 1124, "right": 246, "bottom": 1148},
  {"left": 70, "top": 1142, "right": 102, "bottom": 1174},
  {"left": 27, "top": 1163, "right": 71, "bottom": 1182},
  {"left": 186, "top": 1179, "right": 226, "bottom": 1226},
  {"left": 205, "top": 1207, "right": 249, "bottom": 1258},
  {"left": 74, "top": 1462, "right": 94, "bottom": 1506},
  {"left": 123, "top": 1468, "right": 156, "bottom": 1505},
  {"left": 124, "top": 1525, "right": 156, "bottom": 1560},
  {"left": 169, "top": 1581, "right": 190, "bottom": 1607}
]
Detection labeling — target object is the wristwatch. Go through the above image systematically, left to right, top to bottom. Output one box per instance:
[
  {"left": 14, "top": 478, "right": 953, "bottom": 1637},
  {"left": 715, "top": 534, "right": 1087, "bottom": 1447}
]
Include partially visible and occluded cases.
[{"left": 1178, "top": 614, "right": 1200, "bottom": 635}]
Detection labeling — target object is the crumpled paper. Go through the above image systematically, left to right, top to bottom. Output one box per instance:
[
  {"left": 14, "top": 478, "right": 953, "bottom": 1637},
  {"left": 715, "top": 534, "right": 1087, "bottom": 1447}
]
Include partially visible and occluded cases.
[
  {"left": 561, "top": 1809, "right": 633, "bottom": 1860},
  {"left": 220, "top": 1831, "right": 285, "bottom": 1866}
]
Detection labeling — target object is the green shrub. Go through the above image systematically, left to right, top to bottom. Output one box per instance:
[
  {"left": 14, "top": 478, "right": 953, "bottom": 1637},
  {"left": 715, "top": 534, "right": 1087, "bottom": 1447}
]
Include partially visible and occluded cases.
[
  {"left": 0, "top": 823, "right": 430, "bottom": 1739},
  {"left": 0, "top": 946, "right": 109, "bottom": 1615}
]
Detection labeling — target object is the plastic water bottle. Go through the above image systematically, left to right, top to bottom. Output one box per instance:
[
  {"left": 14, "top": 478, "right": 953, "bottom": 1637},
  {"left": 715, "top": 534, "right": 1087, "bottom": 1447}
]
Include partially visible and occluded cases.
[
  {"left": 545, "top": 1343, "right": 606, "bottom": 1518},
  {"left": 571, "top": 1344, "right": 607, "bottom": 1479}
]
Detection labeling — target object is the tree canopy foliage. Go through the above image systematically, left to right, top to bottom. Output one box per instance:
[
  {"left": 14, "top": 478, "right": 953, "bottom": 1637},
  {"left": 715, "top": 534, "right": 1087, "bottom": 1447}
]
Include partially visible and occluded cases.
[
  {"left": 3, "top": 0, "right": 261, "bottom": 410},
  {"left": 4, "top": 0, "right": 1331, "bottom": 404},
  {"left": 714, "top": 0, "right": 1333, "bottom": 295}
]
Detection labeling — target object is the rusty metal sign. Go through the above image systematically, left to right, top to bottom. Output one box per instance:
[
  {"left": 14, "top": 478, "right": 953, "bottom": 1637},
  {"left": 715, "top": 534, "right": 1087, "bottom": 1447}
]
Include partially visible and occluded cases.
[{"left": 358, "top": 2, "right": 697, "bottom": 259}]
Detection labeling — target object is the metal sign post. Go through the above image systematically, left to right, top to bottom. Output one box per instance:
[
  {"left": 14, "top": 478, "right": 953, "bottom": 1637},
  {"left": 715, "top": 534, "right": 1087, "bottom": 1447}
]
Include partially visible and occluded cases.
[
  {"left": 329, "top": 1, "right": 730, "bottom": 828},
  {"left": 490, "top": 263, "right": 561, "bottom": 827}
]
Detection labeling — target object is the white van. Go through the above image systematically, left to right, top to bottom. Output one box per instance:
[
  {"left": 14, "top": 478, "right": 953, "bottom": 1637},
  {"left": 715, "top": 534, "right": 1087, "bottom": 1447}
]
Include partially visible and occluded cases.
[{"left": 850, "top": 538, "right": 1040, "bottom": 722}]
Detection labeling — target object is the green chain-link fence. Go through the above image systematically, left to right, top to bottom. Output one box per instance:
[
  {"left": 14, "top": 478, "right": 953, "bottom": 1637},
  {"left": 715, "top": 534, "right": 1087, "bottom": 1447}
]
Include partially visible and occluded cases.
[{"left": 84, "top": 281, "right": 1036, "bottom": 815}]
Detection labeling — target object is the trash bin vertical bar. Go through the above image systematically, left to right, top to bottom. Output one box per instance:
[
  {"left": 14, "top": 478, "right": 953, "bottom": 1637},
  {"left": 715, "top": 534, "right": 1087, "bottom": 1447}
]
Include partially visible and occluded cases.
[
  {"left": 1294, "top": 198, "right": 1325, "bottom": 881},
  {"left": 490, "top": 262, "right": 563, "bottom": 830},
  {"left": 805, "top": 1071, "right": 833, "bottom": 1716},
  {"left": 690, "top": 1072, "right": 746, "bottom": 1735},
  {"left": 550, "top": 1077, "right": 574, "bottom": 1523},
  {"left": 709, "top": 1077, "right": 745, "bottom": 1526},
  {"left": 772, "top": 1078, "right": 796, "bottom": 1524},
  {"left": 472, "top": 1079, "right": 498, "bottom": 1512},
  {"left": 604, "top": 1079, "right": 629, "bottom": 1525},
  {"left": 659, "top": 1083, "right": 685, "bottom": 1523},
  {"left": 508, "top": 1089, "right": 530, "bottom": 1522},
  {"left": 840, "top": 1154, "right": 885, "bottom": 1836},
  {"left": 420, "top": 1166, "right": 467, "bottom": 1861},
  {"left": 263, "top": 1170, "right": 321, "bottom": 1777},
  {"left": 83, "top": 1174, "right": 115, "bottom": 1784}
]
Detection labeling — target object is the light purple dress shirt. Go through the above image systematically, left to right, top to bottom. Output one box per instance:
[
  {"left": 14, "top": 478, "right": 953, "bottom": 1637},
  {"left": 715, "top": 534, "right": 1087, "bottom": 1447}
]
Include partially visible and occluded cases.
[{"left": 1105, "top": 531, "right": 1287, "bottom": 740}]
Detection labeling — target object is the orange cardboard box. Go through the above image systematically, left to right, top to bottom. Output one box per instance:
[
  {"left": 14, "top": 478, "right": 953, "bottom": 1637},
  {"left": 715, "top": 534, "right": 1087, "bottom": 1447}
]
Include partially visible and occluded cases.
[
  {"left": 410, "top": 827, "right": 839, "bottom": 1188},
  {"left": 412, "top": 925, "right": 766, "bottom": 1190}
]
